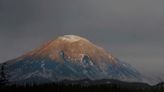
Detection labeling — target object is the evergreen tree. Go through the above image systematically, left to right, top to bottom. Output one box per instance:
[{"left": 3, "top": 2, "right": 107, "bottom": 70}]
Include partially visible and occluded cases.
[{"left": 0, "top": 63, "right": 8, "bottom": 86}]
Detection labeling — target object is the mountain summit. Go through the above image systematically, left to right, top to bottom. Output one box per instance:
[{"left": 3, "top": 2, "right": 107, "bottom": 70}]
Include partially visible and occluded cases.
[
  {"left": 1, "top": 35, "right": 142, "bottom": 85},
  {"left": 24, "top": 35, "right": 116, "bottom": 66}
]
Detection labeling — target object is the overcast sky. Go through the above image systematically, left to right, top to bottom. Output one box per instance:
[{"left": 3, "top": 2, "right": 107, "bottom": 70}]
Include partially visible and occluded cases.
[{"left": 0, "top": 0, "right": 164, "bottom": 78}]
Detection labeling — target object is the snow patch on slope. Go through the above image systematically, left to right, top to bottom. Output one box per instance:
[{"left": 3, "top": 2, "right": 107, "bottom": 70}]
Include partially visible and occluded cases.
[
  {"left": 58, "top": 35, "right": 89, "bottom": 43},
  {"left": 41, "top": 60, "right": 46, "bottom": 73}
]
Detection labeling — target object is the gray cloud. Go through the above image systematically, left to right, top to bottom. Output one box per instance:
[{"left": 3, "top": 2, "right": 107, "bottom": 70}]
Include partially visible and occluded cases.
[{"left": 0, "top": 0, "right": 164, "bottom": 78}]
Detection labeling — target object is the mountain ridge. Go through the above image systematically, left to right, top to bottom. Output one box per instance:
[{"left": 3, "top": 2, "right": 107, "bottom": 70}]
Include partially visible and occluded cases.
[{"left": 0, "top": 35, "right": 142, "bottom": 85}]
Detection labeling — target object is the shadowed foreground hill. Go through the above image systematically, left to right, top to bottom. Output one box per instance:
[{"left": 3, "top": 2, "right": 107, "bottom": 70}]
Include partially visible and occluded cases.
[{"left": 0, "top": 79, "right": 163, "bottom": 92}]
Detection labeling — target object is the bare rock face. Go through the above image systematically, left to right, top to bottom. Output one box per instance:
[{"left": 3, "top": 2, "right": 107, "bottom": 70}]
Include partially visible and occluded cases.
[{"left": 2, "top": 35, "right": 142, "bottom": 85}]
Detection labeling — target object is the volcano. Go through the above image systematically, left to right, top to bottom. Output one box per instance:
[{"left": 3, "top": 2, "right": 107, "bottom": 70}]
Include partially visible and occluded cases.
[{"left": 0, "top": 35, "right": 142, "bottom": 85}]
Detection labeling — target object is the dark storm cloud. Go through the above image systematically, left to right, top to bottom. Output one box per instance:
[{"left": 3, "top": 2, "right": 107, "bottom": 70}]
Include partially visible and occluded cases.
[{"left": 0, "top": 0, "right": 164, "bottom": 78}]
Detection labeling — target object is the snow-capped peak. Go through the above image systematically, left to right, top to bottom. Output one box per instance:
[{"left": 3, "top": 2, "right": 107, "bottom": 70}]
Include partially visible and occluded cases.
[
  {"left": 2, "top": 35, "right": 143, "bottom": 85},
  {"left": 57, "top": 35, "right": 89, "bottom": 43}
]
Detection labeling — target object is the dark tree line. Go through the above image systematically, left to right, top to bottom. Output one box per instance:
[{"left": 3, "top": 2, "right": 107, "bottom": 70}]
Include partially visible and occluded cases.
[
  {"left": 0, "top": 63, "right": 8, "bottom": 86},
  {"left": 0, "top": 82, "right": 163, "bottom": 92}
]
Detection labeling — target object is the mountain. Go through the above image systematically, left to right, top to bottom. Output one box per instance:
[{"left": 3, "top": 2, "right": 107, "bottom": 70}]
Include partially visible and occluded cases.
[{"left": 0, "top": 35, "right": 142, "bottom": 85}]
